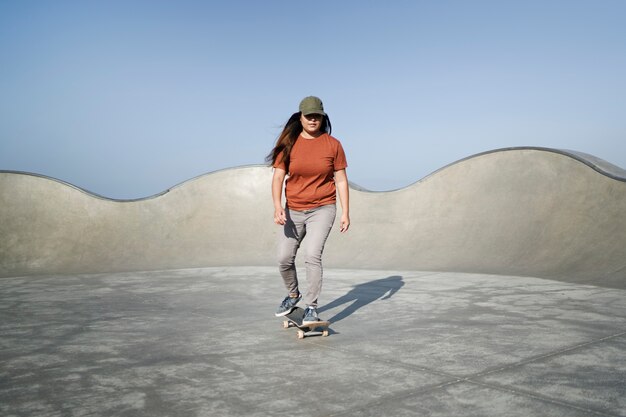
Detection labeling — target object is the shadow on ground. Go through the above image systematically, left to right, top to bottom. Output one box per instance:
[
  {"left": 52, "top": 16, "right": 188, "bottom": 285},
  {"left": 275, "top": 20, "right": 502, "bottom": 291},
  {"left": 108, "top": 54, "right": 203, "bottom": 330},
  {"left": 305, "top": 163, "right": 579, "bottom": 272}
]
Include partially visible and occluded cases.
[{"left": 320, "top": 275, "right": 404, "bottom": 323}]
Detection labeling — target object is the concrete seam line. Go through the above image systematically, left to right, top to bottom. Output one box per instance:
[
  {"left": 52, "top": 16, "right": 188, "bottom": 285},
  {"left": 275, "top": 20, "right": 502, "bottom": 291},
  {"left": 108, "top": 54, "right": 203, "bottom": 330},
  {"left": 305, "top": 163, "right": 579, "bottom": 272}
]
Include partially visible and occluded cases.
[{"left": 469, "top": 330, "right": 626, "bottom": 380}]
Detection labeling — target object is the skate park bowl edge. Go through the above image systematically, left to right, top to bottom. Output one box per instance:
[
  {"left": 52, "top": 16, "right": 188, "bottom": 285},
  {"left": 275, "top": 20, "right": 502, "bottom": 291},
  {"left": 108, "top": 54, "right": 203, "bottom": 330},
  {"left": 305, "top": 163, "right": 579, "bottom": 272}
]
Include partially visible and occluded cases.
[{"left": 1, "top": 146, "right": 625, "bottom": 288}]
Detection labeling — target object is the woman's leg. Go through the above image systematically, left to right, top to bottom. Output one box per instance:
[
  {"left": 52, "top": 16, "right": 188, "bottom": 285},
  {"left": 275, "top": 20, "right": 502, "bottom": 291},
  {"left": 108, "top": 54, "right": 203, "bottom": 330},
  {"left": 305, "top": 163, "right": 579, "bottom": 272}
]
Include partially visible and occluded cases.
[
  {"left": 302, "top": 204, "right": 336, "bottom": 307},
  {"left": 277, "top": 208, "right": 306, "bottom": 295}
]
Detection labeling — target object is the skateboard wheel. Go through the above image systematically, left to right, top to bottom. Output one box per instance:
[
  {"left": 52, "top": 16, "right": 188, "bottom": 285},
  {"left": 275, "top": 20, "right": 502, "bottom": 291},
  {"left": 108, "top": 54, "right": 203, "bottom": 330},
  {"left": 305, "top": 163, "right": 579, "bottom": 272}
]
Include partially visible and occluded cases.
[
  {"left": 283, "top": 320, "right": 289, "bottom": 329},
  {"left": 297, "top": 330, "right": 305, "bottom": 339},
  {"left": 322, "top": 330, "right": 329, "bottom": 337}
]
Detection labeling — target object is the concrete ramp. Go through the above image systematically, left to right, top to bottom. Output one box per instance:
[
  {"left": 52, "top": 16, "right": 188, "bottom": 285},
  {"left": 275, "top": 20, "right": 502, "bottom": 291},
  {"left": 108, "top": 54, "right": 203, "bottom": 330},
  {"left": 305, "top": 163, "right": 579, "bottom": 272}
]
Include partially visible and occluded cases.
[
  {"left": 1, "top": 147, "right": 625, "bottom": 287},
  {"left": 2, "top": 147, "right": 626, "bottom": 417}
]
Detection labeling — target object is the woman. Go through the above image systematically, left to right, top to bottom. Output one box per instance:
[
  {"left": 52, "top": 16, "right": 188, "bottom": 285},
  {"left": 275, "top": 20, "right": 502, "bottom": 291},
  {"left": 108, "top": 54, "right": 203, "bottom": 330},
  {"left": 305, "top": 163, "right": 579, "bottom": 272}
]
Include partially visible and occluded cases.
[{"left": 266, "top": 96, "right": 350, "bottom": 325}]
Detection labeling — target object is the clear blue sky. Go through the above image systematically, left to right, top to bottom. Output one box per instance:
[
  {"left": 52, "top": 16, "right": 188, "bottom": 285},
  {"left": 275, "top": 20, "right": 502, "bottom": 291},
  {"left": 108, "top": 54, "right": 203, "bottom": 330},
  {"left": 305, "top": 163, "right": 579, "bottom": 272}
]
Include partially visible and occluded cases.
[{"left": 1, "top": 1, "right": 625, "bottom": 199}]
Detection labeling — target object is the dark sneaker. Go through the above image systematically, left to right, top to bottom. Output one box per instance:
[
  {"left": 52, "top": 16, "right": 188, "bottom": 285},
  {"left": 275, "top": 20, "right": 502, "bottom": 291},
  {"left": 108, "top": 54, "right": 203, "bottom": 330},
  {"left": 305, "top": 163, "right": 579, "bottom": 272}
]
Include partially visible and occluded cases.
[
  {"left": 275, "top": 294, "right": 301, "bottom": 317},
  {"left": 302, "top": 307, "right": 321, "bottom": 325}
]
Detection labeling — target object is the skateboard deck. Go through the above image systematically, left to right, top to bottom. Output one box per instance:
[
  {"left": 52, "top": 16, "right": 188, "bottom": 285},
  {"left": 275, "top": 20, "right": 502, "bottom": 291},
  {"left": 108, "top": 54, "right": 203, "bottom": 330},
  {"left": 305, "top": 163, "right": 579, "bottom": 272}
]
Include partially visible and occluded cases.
[{"left": 281, "top": 307, "right": 330, "bottom": 339}]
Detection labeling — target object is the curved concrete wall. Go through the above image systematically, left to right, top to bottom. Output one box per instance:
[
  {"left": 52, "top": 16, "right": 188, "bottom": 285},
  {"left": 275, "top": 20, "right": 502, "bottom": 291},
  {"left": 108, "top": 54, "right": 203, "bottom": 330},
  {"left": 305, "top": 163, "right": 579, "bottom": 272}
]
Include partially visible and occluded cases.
[{"left": 1, "top": 147, "right": 625, "bottom": 287}]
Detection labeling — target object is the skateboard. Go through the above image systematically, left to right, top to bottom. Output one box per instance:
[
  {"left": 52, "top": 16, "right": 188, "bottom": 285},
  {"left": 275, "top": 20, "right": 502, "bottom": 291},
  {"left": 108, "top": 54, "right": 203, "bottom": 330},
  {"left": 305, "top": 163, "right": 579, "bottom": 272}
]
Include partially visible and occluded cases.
[{"left": 281, "top": 307, "right": 330, "bottom": 339}]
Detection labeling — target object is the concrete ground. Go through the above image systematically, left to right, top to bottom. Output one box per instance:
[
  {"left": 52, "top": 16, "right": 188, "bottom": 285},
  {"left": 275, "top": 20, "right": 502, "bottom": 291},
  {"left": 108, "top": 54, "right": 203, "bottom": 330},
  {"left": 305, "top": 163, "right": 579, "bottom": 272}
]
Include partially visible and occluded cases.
[{"left": 1, "top": 266, "right": 625, "bottom": 417}]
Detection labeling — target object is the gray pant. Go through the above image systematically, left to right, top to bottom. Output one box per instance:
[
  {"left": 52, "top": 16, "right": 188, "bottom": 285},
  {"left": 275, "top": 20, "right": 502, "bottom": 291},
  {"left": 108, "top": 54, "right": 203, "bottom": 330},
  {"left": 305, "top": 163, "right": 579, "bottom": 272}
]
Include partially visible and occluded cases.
[{"left": 277, "top": 204, "right": 336, "bottom": 307}]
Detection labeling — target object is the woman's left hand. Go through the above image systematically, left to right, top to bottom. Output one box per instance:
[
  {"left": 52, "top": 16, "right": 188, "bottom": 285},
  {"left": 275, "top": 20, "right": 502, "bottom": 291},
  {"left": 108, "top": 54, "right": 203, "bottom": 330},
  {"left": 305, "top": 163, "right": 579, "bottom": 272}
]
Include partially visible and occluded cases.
[{"left": 340, "top": 213, "right": 350, "bottom": 233}]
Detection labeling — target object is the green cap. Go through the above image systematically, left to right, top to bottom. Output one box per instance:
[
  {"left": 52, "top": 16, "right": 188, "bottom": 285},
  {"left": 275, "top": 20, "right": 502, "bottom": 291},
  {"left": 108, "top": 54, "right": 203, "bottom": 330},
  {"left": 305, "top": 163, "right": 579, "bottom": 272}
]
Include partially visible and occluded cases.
[{"left": 299, "top": 96, "right": 326, "bottom": 116}]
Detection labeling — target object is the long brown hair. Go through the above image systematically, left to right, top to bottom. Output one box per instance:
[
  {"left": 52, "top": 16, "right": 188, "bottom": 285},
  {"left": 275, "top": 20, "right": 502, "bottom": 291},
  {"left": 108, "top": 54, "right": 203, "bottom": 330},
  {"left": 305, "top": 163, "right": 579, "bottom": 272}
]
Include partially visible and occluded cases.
[{"left": 266, "top": 112, "right": 332, "bottom": 172}]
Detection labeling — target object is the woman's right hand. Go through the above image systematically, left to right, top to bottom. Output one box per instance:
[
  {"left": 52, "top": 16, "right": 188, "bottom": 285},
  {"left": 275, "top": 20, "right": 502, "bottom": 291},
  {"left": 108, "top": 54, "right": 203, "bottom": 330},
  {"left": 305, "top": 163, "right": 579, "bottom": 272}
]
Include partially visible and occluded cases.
[
  {"left": 271, "top": 168, "right": 287, "bottom": 225},
  {"left": 274, "top": 208, "right": 287, "bottom": 225}
]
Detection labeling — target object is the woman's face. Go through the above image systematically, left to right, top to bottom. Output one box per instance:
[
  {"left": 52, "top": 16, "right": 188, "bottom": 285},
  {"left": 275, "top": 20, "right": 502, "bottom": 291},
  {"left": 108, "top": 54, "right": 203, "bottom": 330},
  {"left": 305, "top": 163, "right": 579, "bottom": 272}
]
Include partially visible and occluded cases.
[{"left": 300, "top": 113, "right": 324, "bottom": 137}]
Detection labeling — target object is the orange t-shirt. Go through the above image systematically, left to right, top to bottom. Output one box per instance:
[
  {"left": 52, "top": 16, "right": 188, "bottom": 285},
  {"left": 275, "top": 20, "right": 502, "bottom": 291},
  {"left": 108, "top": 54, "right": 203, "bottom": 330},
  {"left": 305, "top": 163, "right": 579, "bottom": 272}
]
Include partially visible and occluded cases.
[{"left": 274, "top": 133, "right": 348, "bottom": 211}]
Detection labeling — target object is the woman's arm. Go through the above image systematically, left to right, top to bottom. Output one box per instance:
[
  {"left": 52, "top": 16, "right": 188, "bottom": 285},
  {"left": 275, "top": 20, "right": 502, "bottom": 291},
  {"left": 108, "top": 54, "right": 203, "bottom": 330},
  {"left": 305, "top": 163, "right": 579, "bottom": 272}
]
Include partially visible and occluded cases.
[
  {"left": 272, "top": 168, "right": 287, "bottom": 225},
  {"left": 334, "top": 169, "right": 350, "bottom": 233}
]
